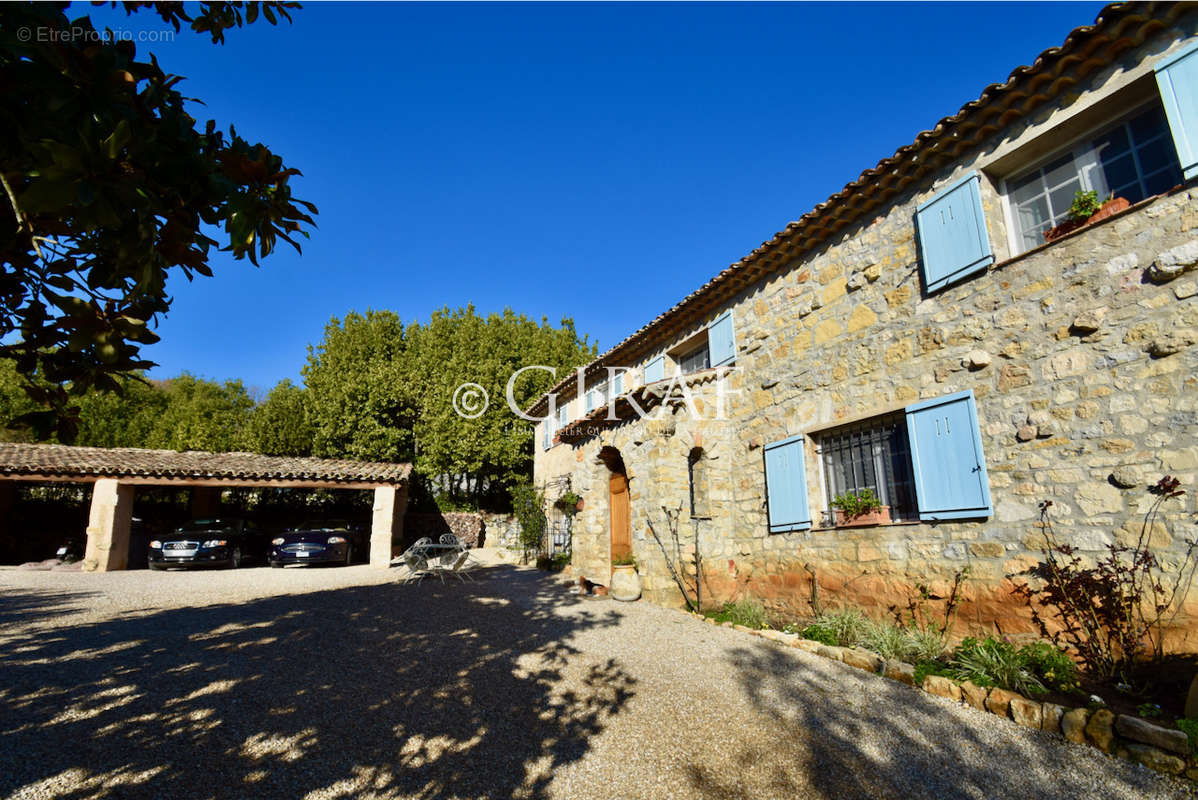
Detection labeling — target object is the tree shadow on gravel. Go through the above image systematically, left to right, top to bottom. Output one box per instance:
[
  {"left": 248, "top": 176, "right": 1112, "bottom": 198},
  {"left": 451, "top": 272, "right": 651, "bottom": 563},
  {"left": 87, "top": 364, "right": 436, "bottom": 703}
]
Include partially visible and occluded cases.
[
  {"left": 0, "top": 567, "right": 635, "bottom": 799},
  {"left": 0, "top": 589, "right": 99, "bottom": 628},
  {"left": 692, "top": 640, "right": 1190, "bottom": 800}
]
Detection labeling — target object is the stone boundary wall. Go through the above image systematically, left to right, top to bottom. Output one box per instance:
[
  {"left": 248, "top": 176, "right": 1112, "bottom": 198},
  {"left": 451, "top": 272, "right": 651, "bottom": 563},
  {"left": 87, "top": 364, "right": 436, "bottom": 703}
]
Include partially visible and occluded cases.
[
  {"left": 401, "top": 512, "right": 521, "bottom": 550},
  {"left": 707, "top": 612, "right": 1196, "bottom": 782}
]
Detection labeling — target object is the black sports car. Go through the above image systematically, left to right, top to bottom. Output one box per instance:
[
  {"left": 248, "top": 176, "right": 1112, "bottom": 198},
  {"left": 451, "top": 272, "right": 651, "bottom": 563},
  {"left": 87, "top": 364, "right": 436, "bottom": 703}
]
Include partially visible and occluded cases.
[
  {"left": 148, "top": 518, "right": 266, "bottom": 570},
  {"left": 269, "top": 520, "right": 366, "bottom": 567}
]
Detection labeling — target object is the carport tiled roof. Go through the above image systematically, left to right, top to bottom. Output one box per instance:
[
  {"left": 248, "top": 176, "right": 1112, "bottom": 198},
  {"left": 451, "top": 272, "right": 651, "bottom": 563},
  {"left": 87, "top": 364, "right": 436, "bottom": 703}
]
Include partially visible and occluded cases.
[
  {"left": 528, "top": 1, "right": 1190, "bottom": 416},
  {"left": 0, "top": 443, "right": 412, "bottom": 486}
]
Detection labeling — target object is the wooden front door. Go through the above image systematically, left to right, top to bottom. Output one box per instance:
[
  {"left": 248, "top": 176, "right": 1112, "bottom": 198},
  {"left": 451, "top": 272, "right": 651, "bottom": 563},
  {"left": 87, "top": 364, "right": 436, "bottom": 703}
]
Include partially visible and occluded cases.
[{"left": 609, "top": 471, "right": 631, "bottom": 561}]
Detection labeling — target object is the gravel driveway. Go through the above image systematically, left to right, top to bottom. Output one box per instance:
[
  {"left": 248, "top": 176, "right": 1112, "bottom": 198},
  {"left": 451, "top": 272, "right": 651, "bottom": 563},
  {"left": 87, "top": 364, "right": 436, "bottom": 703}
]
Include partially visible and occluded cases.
[{"left": 0, "top": 562, "right": 1191, "bottom": 800}]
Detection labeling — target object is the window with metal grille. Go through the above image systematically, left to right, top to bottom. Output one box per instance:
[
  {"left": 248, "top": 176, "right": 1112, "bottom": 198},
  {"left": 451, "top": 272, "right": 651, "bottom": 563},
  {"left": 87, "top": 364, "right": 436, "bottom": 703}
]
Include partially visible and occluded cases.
[
  {"left": 678, "top": 343, "right": 710, "bottom": 375},
  {"left": 818, "top": 414, "right": 917, "bottom": 524}
]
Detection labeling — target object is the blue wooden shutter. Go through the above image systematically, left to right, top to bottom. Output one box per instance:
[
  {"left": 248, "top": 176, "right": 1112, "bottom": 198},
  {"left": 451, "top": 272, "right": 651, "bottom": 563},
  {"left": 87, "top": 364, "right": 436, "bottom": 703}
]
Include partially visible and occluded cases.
[
  {"left": 1156, "top": 39, "right": 1198, "bottom": 181},
  {"left": 914, "top": 172, "right": 994, "bottom": 294},
  {"left": 708, "top": 311, "right": 737, "bottom": 366},
  {"left": 644, "top": 355, "right": 665, "bottom": 383},
  {"left": 613, "top": 372, "right": 624, "bottom": 396},
  {"left": 585, "top": 390, "right": 595, "bottom": 413},
  {"left": 904, "top": 390, "right": 992, "bottom": 520},
  {"left": 558, "top": 405, "right": 568, "bottom": 428},
  {"left": 542, "top": 418, "right": 551, "bottom": 450},
  {"left": 763, "top": 434, "right": 812, "bottom": 533}
]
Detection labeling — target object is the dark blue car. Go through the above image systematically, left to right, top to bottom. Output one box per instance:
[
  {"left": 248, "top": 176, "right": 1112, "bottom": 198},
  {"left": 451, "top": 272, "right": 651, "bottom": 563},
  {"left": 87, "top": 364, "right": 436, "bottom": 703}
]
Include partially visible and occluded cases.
[
  {"left": 148, "top": 518, "right": 267, "bottom": 570},
  {"left": 269, "top": 520, "right": 367, "bottom": 567}
]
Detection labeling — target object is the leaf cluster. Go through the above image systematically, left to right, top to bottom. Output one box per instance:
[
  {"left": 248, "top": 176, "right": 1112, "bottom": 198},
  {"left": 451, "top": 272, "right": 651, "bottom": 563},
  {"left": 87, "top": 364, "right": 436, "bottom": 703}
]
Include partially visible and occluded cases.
[
  {"left": 0, "top": 2, "right": 314, "bottom": 439},
  {"left": 830, "top": 487, "right": 882, "bottom": 517}
]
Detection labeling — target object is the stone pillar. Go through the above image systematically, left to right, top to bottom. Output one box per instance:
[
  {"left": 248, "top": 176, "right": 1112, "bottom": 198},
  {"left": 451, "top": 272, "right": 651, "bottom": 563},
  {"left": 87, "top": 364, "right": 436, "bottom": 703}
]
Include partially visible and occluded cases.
[
  {"left": 83, "top": 479, "right": 135, "bottom": 572},
  {"left": 190, "top": 486, "right": 221, "bottom": 518},
  {"left": 371, "top": 486, "right": 399, "bottom": 568}
]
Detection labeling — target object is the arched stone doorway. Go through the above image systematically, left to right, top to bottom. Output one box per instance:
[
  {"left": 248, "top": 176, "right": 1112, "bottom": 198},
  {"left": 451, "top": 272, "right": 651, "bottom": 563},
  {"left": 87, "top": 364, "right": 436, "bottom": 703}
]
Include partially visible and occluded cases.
[{"left": 598, "top": 446, "right": 630, "bottom": 563}]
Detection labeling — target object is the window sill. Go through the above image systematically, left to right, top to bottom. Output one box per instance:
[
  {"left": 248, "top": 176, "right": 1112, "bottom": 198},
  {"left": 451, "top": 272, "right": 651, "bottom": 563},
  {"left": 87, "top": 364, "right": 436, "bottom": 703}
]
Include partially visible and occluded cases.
[
  {"left": 995, "top": 183, "right": 1188, "bottom": 272},
  {"left": 808, "top": 519, "right": 923, "bottom": 533}
]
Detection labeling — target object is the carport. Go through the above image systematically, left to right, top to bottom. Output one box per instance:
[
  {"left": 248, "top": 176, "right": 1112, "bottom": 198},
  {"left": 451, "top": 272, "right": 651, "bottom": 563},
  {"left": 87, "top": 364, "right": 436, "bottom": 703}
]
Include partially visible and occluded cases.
[{"left": 0, "top": 443, "right": 411, "bottom": 571}]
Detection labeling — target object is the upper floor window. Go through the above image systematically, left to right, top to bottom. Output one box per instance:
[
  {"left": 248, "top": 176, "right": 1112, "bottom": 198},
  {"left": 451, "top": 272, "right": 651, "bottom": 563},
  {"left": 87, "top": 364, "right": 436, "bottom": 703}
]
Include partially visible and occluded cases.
[
  {"left": 1007, "top": 104, "right": 1183, "bottom": 253},
  {"left": 677, "top": 342, "right": 710, "bottom": 375}
]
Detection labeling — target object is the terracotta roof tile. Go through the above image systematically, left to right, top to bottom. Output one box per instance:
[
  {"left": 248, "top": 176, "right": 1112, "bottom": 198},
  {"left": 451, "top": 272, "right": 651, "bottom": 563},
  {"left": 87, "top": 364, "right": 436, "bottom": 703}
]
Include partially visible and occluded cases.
[
  {"left": 530, "top": 2, "right": 1188, "bottom": 416},
  {"left": 0, "top": 443, "right": 412, "bottom": 486}
]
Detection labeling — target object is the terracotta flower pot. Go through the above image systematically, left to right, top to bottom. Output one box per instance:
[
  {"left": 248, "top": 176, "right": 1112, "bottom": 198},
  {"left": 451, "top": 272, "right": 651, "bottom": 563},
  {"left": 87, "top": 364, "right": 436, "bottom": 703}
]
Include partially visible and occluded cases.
[
  {"left": 1086, "top": 196, "right": 1130, "bottom": 224},
  {"left": 1043, "top": 218, "right": 1085, "bottom": 243},
  {"left": 834, "top": 505, "right": 892, "bottom": 528}
]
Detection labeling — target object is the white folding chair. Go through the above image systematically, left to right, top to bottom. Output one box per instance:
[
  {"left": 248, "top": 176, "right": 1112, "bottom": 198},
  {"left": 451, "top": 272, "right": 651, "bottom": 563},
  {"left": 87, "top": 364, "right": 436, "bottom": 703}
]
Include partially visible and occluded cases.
[
  {"left": 401, "top": 550, "right": 431, "bottom": 584},
  {"left": 443, "top": 550, "right": 477, "bottom": 582}
]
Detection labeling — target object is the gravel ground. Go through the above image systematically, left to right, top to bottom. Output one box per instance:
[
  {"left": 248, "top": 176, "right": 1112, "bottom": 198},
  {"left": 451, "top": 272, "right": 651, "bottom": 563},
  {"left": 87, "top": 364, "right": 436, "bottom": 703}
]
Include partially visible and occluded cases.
[{"left": 0, "top": 559, "right": 1192, "bottom": 800}]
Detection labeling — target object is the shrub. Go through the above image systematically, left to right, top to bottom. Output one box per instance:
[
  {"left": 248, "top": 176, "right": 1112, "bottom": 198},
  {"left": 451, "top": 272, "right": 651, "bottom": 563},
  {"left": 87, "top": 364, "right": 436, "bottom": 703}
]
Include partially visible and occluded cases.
[
  {"left": 1011, "top": 477, "right": 1195, "bottom": 681},
  {"left": 707, "top": 599, "right": 771, "bottom": 630},
  {"left": 808, "top": 608, "right": 872, "bottom": 647},
  {"left": 859, "top": 619, "right": 941, "bottom": 662},
  {"left": 798, "top": 622, "right": 837, "bottom": 646},
  {"left": 947, "top": 636, "right": 1080, "bottom": 697},
  {"left": 950, "top": 637, "right": 1046, "bottom": 696},
  {"left": 1019, "top": 641, "right": 1081, "bottom": 694},
  {"left": 1178, "top": 718, "right": 1198, "bottom": 753}
]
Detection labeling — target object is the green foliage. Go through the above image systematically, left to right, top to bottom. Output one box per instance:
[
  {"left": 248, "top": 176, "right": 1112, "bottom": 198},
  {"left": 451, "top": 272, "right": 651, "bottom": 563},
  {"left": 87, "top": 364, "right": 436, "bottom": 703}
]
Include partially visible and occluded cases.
[
  {"left": 0, "top": 2, "right": 313, "bottom": 439},
  {"left": 1067, "top": 189, "right": 1102, "bottom": 221},
  {"left": 303, "top": 305, "right": 594, "bottom": 507},
  {"left": 302, "top": 311, "right": 412, "bottom": 463},
  {"left": 141, "top": 374, "right": 255, "bottom": 452},
  {"left": 248, "top": 379, "right": 313, "bottom": 456},
  {"left": 509, "top": 480, "right": 547, "bottom": 557},
  {"left": 1012, "top": 481, "right": 1193, "bottom": 682},
  {"left": 830, "top": 488, "right": 882, "bottom": 518},
  {"left": 554, "top": 491, "right": 581, "bottom": 516},
  {"left": 537, "top": 552, "right": 572, "bottom": 572},
  {"left": 612, "top": 553, "right": 636, "bottom": 567},
  {"left": 705, "top": 599, "right": 771, "bottom": 630},
  {"left": 796, "top": 608, "right": 945, "bottom": 662},
  {"left": 807, "top": 608, "right": 872, "bottom": 647},
  {"left": 861, "top": 621, "right": 946, "bottom": 663},
  {"left": 798, "top": 623, "right": 837, "bottom": 646},
  {"left": 948, "top": 637, "right": 1079, "bottom": 697},
  {"left": 913, "top": 659, "right": 953, "bottom": 686},
  {"left": 1137, "top": 702, "right": 1163, "bottom": 719},
  {"left": 1178, "top": 718, "right": 1198, "bottom": 753}
]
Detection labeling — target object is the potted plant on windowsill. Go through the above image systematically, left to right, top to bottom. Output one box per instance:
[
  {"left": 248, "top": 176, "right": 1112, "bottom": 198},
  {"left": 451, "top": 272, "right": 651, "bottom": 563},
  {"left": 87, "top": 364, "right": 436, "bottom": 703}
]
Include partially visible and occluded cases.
[
  {"left": 1044, "top": 190, "right": 1129, "bottom": 243},
  {"left": 831, "top": 488, "right": 891, "bottom": 527},
  {"left": 554, "top": 491, "right": 583, "bottom": 515},
  {"left": 610, "top": 553, "right": 641, "bottom": 602}
]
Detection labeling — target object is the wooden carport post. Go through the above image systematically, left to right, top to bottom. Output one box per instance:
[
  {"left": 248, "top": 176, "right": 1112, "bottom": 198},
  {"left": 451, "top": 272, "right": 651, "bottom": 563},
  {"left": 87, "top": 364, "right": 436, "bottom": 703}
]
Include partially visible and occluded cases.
[
  {"left": 82, "top": 478, "right": 134, "bottom": 572},
  {"left": 370, "top": 484, "right": 406, "bottom": 568}
]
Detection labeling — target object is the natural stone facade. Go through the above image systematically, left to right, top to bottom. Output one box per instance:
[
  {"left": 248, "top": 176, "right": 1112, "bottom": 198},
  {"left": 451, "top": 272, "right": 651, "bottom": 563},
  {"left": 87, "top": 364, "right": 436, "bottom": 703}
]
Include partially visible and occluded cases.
[{"left": 534, "top": 16, "right": 1198, "bottom": 645}]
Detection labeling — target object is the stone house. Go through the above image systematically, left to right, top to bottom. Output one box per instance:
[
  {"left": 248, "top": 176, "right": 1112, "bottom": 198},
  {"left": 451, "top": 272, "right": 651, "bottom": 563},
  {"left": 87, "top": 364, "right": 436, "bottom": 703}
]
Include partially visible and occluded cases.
[{"left": 531, "top": 4, "right": 1198, "bottom": 641}]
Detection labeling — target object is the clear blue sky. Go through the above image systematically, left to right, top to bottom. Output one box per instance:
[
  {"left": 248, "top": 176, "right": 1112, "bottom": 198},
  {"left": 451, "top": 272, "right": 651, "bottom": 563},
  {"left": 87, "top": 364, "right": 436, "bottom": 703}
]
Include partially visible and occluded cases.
[{"left": 88, "top": 1, "right": 1107, "bottom": 396}]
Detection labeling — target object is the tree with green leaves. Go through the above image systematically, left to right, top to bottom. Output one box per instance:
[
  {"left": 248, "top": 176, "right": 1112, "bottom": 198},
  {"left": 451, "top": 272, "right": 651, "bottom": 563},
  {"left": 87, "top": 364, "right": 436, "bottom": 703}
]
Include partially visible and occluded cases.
[
  {"left": 0, "top": 1, "right": 315, "bottom": 440},
  {"left": 303, "top": 305, "right": 594, "bottom": 508},
  {"left": 302, "top": 311, "right": 414, "bottom": 463},
  {"left": 141, "top": 373, "right": 256, "bottom": 452},
  {"left": 248, "top": 379, "right": 314, "bottom": 456}
]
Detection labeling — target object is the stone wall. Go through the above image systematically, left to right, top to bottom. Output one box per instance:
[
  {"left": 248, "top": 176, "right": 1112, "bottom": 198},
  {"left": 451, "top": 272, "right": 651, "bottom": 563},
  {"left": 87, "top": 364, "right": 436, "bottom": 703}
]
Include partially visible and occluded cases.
[
  {"left": 535, "top": 25, "right": 1198, "bottom": 647},
  {"left": 401, "top": 511, "right": 523, "bottom": 550},
  {"left": 481, "top": 513, "right": 522, "bottom": 550}
]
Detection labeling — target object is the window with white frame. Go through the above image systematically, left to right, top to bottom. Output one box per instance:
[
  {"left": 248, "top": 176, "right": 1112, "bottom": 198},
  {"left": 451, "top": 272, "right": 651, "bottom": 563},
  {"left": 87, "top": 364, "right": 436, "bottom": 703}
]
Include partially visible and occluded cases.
[{"left": 1007, "top": 103, "right": 1183, "bottom": 253}]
